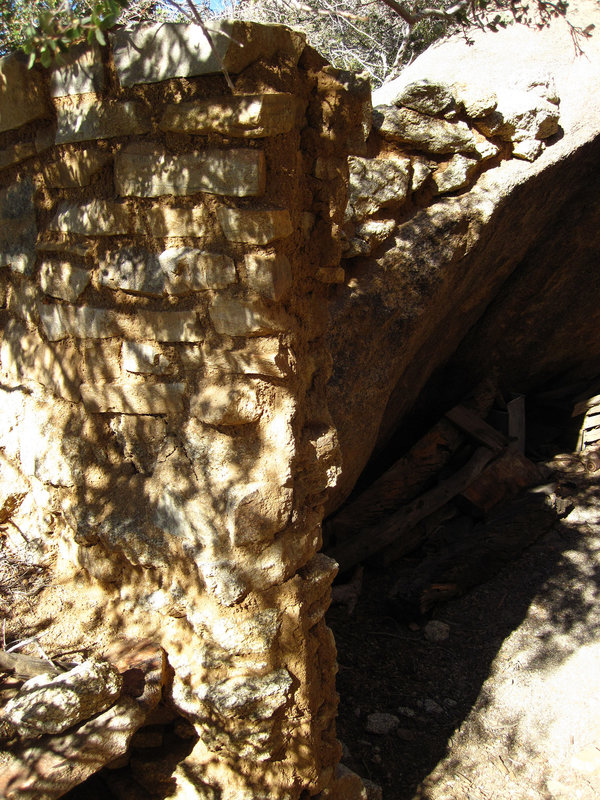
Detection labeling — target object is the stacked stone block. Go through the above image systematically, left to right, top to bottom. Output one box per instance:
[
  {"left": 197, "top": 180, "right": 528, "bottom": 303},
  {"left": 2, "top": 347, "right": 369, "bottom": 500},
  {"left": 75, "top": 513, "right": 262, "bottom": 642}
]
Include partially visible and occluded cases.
[
  {"left": 0, "top": 22, "right": 367, "bottom": 800},
  {"left": 342, "top": 74, "right": 560, "bottom": 259}
]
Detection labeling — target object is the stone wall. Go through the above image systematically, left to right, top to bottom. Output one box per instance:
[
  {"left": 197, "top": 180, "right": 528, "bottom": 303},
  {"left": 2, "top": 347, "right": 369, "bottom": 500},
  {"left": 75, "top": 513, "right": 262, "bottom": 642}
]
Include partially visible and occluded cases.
[{"left": 0, "top": 22, "right": 369, "bottom": 800}]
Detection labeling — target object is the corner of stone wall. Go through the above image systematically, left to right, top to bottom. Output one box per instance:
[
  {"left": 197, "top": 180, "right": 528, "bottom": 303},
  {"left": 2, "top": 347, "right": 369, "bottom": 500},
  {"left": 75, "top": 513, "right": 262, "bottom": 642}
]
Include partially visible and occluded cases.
[{"left": 0, "top": 22, "right": 367, "bottom": 799}]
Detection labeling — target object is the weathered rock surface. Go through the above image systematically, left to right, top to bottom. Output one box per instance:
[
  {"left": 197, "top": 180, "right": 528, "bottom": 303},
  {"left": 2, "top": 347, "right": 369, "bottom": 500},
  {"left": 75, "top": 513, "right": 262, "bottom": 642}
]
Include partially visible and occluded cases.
[
  {"left": 326, "top": 0, "right": 600, "bottom": 511},
  {"left": 111, "top": 20, "right": 306, "bottom": 86},
  {"left": 49, "top": 43, "right": 105, "bottom": 97},
  {"left": 0, "top": 55, "right": 49, "bottom": 133},
  {"left": 374, "top": 76, "right": 455, "bottom": 116},
  {"left": 372, "top": 105, "right": 475, "bottom": 154},
  {"left": 346, "top": 155, "right": 411, "bottom": 220},
  {"left": 0, "top": 179, "right": 37, "bottom": 275},
  {"left": 98, "top": 247, "right": 236, "bottom": 295},
  {"left": 0, "top": 659, "right": 121, "bottom": 739},
  {"left": 0, "top": 697, "right": 145, "bottom": 800}
]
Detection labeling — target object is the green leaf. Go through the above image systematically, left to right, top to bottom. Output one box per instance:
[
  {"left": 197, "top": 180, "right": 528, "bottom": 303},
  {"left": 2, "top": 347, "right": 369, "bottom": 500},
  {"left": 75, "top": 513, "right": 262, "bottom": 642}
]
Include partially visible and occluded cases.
[
  {"left": 95, "top": 27, "right": 106, "bottom": 45},
  {"left": 40, "top": 48, "right": 52, "bottom": 68},
  {"left": 27, "top": 51, "right": 36, "bottom": 69}
]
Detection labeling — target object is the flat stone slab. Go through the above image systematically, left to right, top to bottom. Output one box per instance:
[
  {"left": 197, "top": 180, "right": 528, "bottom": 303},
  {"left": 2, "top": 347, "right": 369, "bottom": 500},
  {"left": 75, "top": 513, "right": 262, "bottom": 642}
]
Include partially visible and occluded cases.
[
  {"left": 111, "top": 21, "right": 305, "bottom": 87},
  {"left": 49, "top": 43, "right": 105, "bottom": 97},
  {"left": 0, "top": 54, "right": 49, "bottom": 133},
  {"left": 159, "top": 93, "right": 297, "bottom": 137},
  {"left": 55, "top": 98, "right": 151, "bottom": 145},
  {"left": 373, "top": 105, "right": 475, "bottom": 154},
  {"left": 115, "top": 144, "right": 266, "bottom": 198},
  {"left": 43, "top": 149, "right": 112, "bottom": 188},
  {"left": 0, "top": 179, "right": 37, "bottom": 275},
  {"left": 48, "top": 200, "right": 134, "bottom": 235},
  {"left": 131, "top": 204, "right": 210, "bottom": 237},
  {"left": 217, "top": 208, "right": 293, "bottom": 243},
  {"left": 98, "top": 247, "right": 236, "bottom": 295},
  {"left": 244, "top": 252, "right": 292, "bottom": 300},
  {"left": 39, "top": 259, "right": 91, "bottom": 301},
  {"left": 209, "top": 295, "right": 289, "bottom": 336},
  {"left": 40, "top": 305, "right": 204, "bottom": 342},
  {"left": 1, "top": 319, "right": 81, "bottom": 401},
  {"left": 199, "top": 338, "right": 290, "bottom": 378},
  {"left": 122, "top": 342, "right": 170, "bottom": 375},
  {"left": 191, "top": 379, "right": 261, "bottom": 425},
  {"left": 81, "top": 382, "right": 185, "bottom": 414},
  {"left": 1, "top": 659, "right": 122, "bottom": 738},
  {"left": 0, "top": 696, "right": 146, "bottom": 800}
]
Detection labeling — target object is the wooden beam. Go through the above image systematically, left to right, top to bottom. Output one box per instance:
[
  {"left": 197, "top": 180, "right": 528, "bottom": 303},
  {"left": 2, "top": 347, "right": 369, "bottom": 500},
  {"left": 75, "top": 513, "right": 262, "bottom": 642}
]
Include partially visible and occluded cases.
[
  {"left": 507, "top": 394, "right": 526, "bottom": 453},
  {"left": 573, "top": 394, "right": 600, "bottom": 417},
  {"left": 445, "top": 404, "right": 507, "bottom": 453},
  {"left": 327, "top": 419, "right": 464, "bottom": 543},
  {"left": 328, "top": 446, "right": 497, "bottom": 574},
  {"left": 0, "top": 651, "right": 64, "bottom": 680}
]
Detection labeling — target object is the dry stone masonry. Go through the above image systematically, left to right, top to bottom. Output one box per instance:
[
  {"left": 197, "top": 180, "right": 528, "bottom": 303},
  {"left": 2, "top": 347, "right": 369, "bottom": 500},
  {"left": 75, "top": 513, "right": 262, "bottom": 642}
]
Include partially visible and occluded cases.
[{"left": 0, "top": 14, "right": 566, "bottom": 800}]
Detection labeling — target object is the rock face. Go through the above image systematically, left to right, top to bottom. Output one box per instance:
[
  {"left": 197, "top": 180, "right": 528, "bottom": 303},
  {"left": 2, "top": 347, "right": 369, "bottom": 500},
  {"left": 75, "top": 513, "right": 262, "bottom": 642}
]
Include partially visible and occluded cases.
[
  {"left": 326, "top": 0, "right": 600, "bottom": 511},
  {"left": 1, "top": 659, "right": 122, "bottom": 738}
]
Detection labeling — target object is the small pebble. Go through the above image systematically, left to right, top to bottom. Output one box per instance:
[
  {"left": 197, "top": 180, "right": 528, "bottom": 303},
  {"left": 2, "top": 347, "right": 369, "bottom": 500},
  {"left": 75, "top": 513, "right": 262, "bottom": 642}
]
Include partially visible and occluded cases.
[
  {"left": 424, "top": 620, "right": 450, "bottom": 642},
  {"left": 443, "top": 697, "right": 457, "bottom": 708},
  {"left": 423, "top": 698, "right": 444, "bottom": 715},
  {"left": 397, "top": 705, "right": 416, "bottom": 718},
  {"left": 365, "top": 712, "right": 400, "bottom": 735}
]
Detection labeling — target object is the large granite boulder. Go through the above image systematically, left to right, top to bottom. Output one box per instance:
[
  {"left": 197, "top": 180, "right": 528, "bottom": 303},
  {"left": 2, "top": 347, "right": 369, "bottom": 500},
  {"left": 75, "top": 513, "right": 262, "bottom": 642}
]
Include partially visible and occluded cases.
[{"left": 326, "top": 0, "right": 600, "bottom": 512}]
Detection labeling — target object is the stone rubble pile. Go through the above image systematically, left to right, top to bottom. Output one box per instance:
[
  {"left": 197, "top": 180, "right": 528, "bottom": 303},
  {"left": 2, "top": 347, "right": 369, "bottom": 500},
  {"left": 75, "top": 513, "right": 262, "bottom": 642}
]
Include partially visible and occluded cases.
[
  {"left": 343, "top": 74, "right": 560, "bottom": 258},
  {"left": 0, "top": 641, "right": 167, "bottom": 800}
]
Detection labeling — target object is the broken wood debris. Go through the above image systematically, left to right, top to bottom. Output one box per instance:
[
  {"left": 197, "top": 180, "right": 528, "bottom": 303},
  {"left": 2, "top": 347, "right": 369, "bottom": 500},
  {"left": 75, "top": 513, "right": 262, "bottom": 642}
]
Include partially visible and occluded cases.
[
  {"left": 326, "top": 395, "right": 549, "bottom": 589},
  {"left": 445, "top": 404, "right": 507, "bottom": 453},
  {"left": 328, "top": 445, "right": 496, "bottom": 574},
  {"left": 387, "top": 489, "right": 562, "bottom": 621},
  {"left": 0, "top": 650, "right": 74, "bottom": 680}
]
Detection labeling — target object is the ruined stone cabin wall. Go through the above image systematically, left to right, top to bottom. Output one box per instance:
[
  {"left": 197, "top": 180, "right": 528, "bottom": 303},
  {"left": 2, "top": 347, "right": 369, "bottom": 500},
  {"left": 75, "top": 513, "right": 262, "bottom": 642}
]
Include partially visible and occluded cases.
[
  {"left": 0, "top": 18, "right": 566, "bottom": 800},
  {"left": 0, "top": 22, "right": 368, "bottom": 800}
]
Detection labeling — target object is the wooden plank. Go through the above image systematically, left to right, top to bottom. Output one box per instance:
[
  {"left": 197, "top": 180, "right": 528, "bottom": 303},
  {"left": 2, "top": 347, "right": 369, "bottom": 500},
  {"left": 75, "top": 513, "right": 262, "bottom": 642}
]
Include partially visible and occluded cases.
[
  {"left": 507, "top": 394, "right": 526, "bottom": 453},
  {"left": 573, "top": 394, "right": 600, "bottom": 417},
  {"left": 445, "top": 404, "right": 507, "bottom": 453},
  {"left": 327, "top": 418, "right": 464, "bottom": 543},
  {"left": 584, "top": 427, "right": 600, "bottom": 444},
  {"left": 328, "top": 446, "right": 497, "bottom": 574},
  {"left": 461, "top": 447, "right": 545, "bottom": 512},
  {"left": 388, "top": 490, "right": 559, "bottom": 620},
  {"left": 377, "top": 505, "right": 458, "bottom": 568},
  {"left": 0, "top": 650, "right": 63, "bottom": 680}
]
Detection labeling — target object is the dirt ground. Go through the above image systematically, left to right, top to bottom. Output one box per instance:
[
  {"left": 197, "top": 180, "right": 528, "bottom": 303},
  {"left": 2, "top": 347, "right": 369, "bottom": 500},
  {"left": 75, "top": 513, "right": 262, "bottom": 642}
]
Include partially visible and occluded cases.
[{"left": 327, "top": 456, "right": 600, "bottom": 800}]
